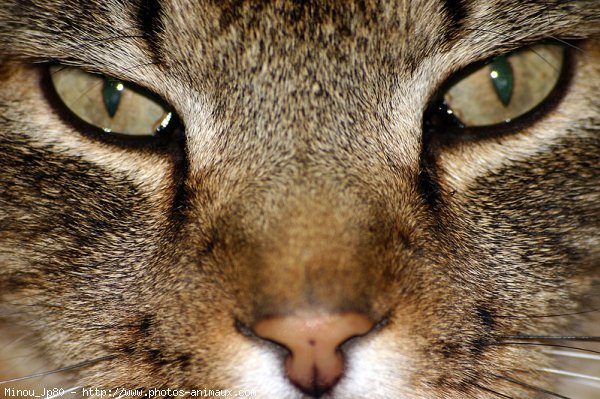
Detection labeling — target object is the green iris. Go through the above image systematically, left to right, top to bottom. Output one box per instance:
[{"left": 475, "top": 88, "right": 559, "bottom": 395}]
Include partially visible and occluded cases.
[
  {"left": 489, "top": 55, "right": 513, "bottom": 107},
  {"left": 103, "top": 76, "right": 124, "bottom": 117}
]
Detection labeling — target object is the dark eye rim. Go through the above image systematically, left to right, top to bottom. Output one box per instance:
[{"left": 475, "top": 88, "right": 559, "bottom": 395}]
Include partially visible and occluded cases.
[
  {"left": 423, "top": 40, "right": 579, "bottom": 149},
  {"left": 41, "top": 64, "right": 185, "bottom": 152}
]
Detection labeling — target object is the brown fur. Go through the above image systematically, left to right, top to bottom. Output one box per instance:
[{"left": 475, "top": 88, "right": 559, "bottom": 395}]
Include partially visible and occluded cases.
[{"left": 0, "top": 1, "right": 598, "bottom": 398}]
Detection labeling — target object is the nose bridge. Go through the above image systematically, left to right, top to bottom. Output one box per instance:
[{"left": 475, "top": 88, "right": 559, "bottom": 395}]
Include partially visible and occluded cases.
[
  {"left": 188, "top": 71, "right": 416, "bottom": 318},
  {"left": 188, "top": 88, "right": 419, "bottom": 317},
  {"left": 267, "top": 181, "right": 361, "bottom": 255},
  {"left": 235, "top": 183, "right": 383, "bottom": 315}
]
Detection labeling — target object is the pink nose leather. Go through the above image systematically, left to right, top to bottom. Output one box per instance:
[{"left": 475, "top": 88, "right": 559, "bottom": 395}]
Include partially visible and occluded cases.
[{"left": 253, "top": 312, "right": 374, "bottom": 395}]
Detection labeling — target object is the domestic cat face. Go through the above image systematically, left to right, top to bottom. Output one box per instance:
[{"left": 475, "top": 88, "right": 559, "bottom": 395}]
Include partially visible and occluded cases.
[{"left": 0, "top": 1, "right": 598, "bottom": 398}]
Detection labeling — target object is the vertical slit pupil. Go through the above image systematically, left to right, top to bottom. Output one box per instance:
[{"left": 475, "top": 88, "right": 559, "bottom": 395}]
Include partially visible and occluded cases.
[
  {"left": 489, "top": 55, "right": 513, "bottom": 107},
  {"left": 103, "top": 76, "right": 125, "bottom": 118}
]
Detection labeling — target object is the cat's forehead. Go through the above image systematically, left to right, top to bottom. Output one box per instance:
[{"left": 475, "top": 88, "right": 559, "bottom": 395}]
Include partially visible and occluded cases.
[
  {"left": 151, "top": 1, "right": 435, "bottom": 106},
  {"left": 157, "top": 1, "right": 445, "bottom": 77}
]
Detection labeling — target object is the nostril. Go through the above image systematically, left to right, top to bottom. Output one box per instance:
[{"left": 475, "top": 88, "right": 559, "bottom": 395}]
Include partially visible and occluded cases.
[{"left": 252, "top": 311, "right": 375, "bottom": 396}]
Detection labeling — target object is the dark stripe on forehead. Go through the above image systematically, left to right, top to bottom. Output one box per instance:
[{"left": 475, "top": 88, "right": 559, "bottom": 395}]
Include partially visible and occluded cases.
[
  {"left": 138, "top": 0, "right": 164, "bottom": 64},
  {"left": 441, "top": 0, "right": 468, "bottom": 43}
]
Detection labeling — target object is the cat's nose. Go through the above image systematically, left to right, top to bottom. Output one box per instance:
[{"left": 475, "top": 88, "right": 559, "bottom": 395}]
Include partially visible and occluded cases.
[{"left": 253, "top": 311, "right": 374, "bottom": 396}]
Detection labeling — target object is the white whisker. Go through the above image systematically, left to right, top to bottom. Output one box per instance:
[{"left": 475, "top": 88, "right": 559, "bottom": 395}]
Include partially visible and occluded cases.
[
  {"left": 544, "top": 349, "right": 600, "bottom": 361},
  {"left": 0, "top": 355, "right": 115, "bottom": 385},
  {"left": 539, "top": 368, "right": 600, "bottom": 383},
  {"left": 45, "top": 386, "right": 80, "bottom": 399}
]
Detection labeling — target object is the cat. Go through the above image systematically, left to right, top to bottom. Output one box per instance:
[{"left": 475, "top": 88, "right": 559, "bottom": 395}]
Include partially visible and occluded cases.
[{"left": 0, "top": 0, "right": 598, "bottom": 398}]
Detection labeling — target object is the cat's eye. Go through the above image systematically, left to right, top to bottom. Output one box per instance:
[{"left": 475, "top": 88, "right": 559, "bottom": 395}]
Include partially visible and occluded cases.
[
  {"left": 441, "top": 43, "right": 566, "bottom": 127},
  {"left": 49, "top": 66, "right": 173, "bottom": 136}
]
